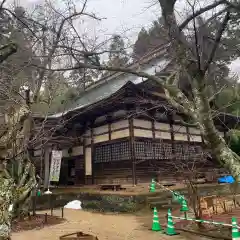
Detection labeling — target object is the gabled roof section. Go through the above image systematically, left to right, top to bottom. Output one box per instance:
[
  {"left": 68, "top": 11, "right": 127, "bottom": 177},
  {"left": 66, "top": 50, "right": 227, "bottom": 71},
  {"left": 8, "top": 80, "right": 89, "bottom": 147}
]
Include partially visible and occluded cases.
[
  {"left": 85, "top": 43, "right": 170, "bottom": 92},
  {"left": 49, "top": 46, "right": 170, "bottom": 118},
  {"left": 48, "top": 80, "right": 165, "bottom": 119}
]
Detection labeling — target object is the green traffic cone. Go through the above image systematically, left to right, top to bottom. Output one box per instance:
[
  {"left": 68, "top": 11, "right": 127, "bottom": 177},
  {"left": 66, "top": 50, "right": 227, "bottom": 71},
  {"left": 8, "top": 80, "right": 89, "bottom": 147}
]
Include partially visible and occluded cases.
[
  {"left": 149, "top": 179, "right": 156, "bottom": 193},
  {"left": 37, "top": 189, "right": 41, "bottom": 197},
  {"left": 172, "top": 191, "right": 180, "bottom": 202},
  {"left": 178, "top": 195, "right": 185, "bottom": 204},
  {"left": 180, "top": 199, "right": 189, "bottom": 212},
  {"left": 151, "top": 207, "right": 162, "bottom": 231},
  {"left": 165, "top": 209, "right": 178, "bottom": 236},
  {"left": 232, "top": 217, "right": 240, "bottom": 240}
]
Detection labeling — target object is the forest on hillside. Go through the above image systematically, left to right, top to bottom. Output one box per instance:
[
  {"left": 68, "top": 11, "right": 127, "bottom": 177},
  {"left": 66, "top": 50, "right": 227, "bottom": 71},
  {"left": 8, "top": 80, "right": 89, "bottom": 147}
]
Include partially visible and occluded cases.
[{"left": 1, "top": 5, "right": 239, "bottom": 116}]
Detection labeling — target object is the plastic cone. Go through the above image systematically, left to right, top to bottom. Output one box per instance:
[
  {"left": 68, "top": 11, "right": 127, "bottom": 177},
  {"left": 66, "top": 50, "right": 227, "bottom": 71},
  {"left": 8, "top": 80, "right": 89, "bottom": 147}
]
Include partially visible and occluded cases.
[
  {"left": 149, "top": 179, "right": 156, "bottom": 193},
  {"left": 37, "top": 189, "right": 41, "bottom": 197},
  {"left": 172, "top": 192, "right": 180, "bottom": 202},
  {"left": 178, "top": 195, "right": 185, "bottom": 204},
  {"left": 180, "top": 199, "right": 189, "bottom": 212},
  {"left": 151, "top": 207, "right": 162, "bottom": 231},
  {"left": 165, "top": 209, "right": 178, "bottom": 236},
  {"left": 232, "top": 217, "right": 240, "bottom": 240}
]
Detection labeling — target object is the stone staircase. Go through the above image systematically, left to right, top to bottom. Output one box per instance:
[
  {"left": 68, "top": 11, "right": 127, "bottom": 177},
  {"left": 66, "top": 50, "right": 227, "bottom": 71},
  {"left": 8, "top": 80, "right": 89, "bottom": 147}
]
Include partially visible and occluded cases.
[{"left": 147, "top": 191, "right": 181, "bottom": 210}]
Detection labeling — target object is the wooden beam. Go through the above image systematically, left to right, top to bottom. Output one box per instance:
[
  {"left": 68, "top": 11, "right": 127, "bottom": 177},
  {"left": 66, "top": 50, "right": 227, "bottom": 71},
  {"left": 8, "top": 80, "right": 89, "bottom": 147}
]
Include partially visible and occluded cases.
[
  {"left": 169, "top": 114, "right": 175, "bottom": 163},
  {"left": 107, "top": 115, "right": 112, "bottom": 141},
  {"left": 129, "top": 118, "right": 137, "bottom": 186},
  {"left": 90, "top": 123, "right": 94, "bottom": 185},
  {"left": 186, "top": 126, "right": 191, "bottom": 142}
]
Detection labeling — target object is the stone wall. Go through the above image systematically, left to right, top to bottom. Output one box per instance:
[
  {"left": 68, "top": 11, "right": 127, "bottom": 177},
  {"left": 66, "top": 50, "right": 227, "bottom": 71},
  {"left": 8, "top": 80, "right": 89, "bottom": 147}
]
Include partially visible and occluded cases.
[
  {"left": 32, "top": 184, "right": 239, "bottom": 213},
  {"left": 32, "top": 192, "right": 147, "bottom": 213}
]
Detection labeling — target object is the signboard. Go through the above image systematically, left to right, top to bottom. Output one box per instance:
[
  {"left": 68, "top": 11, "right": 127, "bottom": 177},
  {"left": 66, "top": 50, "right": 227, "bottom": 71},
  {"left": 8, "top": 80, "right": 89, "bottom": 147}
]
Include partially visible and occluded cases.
[{"left": 49, "top": 150, "right": 62, "bottom": 182}]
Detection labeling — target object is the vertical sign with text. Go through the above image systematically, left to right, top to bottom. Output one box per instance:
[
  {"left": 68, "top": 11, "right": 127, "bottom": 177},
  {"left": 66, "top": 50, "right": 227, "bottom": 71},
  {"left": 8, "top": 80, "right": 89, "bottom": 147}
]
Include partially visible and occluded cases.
[{"left": 49, "top": 150, "right": 62, "bottom": 182}]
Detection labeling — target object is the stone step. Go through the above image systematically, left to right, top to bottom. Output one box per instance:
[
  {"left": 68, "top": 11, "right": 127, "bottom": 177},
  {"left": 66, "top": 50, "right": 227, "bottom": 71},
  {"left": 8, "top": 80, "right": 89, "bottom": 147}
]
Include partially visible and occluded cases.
[
  {"left": 147, "top": 195, "right": 173, "bottom": 202},
  {"left": 148, "top": 199, "right": 172, "bottom": 205},
  {"left": 149, "top": 200, "right": 180, "bottom": 209},
  {"left": 149, "top": 201, "right": 180, "bottom": 210}
]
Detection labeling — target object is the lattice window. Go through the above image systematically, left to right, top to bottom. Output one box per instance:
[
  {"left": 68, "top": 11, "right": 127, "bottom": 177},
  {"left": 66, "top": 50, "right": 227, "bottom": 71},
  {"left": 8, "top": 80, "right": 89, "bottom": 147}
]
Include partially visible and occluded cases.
[
  {"left": 135, "top": 140, "right": 155, "bottom": 160},
  {"left": 94, "top": 141, "right": 130, "bottom": 163},
  {"left": 121, "top": 141, "right": 131, "bottom": 160},
  {"left": 135, "top": 141, "right": 146, "bottom": 159},
  {"left": 145, "top": 141, "right": 153, "bottom": 160},
  {"left": 153, "top": 142, "right": 163, "bottom": 160},
  {"left": 162, "top": 142, "right": 172, "bottom": 159},
  {"left": 175, "top": 143, "right": 184, "bottom": 160},
  {"left": 102, "top": 144, "right": 111, "bottom": 162},
  {"left": 182, "top": 144, "right": 190, "bottom": 161},
  {"left": 94, "top": 147, "right": 102, "bottom": 163}
]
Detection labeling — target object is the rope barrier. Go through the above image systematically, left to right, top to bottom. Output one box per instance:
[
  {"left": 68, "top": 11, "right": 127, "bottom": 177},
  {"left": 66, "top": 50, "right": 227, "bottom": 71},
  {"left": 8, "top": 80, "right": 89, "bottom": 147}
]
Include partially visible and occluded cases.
[
  {"left": 155, "top": 182, "right": 175, "bottom": 194},
  {"left": 171, "top": 215, "right": 235, "bottom": 227}
]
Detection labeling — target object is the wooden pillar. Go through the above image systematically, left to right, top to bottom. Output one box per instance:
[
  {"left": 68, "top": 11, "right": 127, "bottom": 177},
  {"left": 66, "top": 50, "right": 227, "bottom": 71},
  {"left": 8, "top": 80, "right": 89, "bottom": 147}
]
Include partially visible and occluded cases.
[
  {"left": 169, "top": 114, "right": 176, "bottom": 174},
  {"left": 169, "top": 114, "right": 175, "bottom": 152},
  {"left": 107, "top": 115, "right": 112, "bottom": 140},
  {"left": 151, "top": 117, "right": 157, "bottom": 175},
  {"left": 129, "top": 118, "right": 137, "bottom": 186},
  {"left": 152, "top": 119, "right": 155, "bottom": 139},
  {"left": 90, "top": 124, "right": 94, "bottom": 184},
  {"left": 186, "top": 126, "right": 191, "bottom": 142},
  {"left": 43, "top": 147, "right": 51, "bottom": 189}
]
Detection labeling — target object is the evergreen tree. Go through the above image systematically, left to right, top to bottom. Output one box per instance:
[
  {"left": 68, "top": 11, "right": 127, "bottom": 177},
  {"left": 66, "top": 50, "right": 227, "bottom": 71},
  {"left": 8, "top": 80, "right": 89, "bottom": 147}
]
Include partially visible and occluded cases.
[
  {"left": 132, "top": 17, "right": 167, "bottom": 60},
  {"left": 132, "top": 28, "right": 149, "bottom": 60},
  {"left": 108, "top": 34, "right": 129, "bottom": 67}
]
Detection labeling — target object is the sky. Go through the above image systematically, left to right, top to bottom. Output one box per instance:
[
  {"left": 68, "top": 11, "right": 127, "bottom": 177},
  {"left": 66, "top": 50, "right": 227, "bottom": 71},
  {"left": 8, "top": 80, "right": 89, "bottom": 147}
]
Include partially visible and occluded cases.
[
  {"left": 18, "top": 0, "right": 240, "bottom": 77},
  {"left": 23, "top": 0, "right": 161, "bottom": 42}
]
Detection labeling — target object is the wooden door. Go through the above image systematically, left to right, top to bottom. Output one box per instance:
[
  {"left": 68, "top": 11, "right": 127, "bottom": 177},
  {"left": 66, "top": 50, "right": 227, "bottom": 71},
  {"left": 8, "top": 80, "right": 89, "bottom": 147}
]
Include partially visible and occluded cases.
[{"left": 75, "top": 156, "right": 85, "bottom": 185}]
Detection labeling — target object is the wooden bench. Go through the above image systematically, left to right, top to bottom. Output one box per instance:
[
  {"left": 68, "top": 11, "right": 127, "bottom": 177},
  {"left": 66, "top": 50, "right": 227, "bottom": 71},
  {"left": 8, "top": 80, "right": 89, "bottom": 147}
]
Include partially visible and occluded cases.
[
  {"left": 98, "top": 184, "right": 121, "bottom": 191},
  {"left": 59, "top": 231, "right": 98, "bottom": 240}
]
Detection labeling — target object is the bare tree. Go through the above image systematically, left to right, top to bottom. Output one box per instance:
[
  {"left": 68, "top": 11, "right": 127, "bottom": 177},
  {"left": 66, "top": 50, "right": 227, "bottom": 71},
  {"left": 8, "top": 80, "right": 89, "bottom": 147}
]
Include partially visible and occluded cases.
[
  {"left": 0, "top": 0, "right": 102, "bottom": 238},
  {"left": 40, "top": 1, "right": 240, "bottom": 179}
]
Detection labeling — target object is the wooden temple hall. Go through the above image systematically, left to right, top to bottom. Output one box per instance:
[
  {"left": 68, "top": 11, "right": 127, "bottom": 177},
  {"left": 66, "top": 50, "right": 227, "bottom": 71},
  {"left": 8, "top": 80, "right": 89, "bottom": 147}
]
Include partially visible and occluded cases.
[{"left": 34, "top": 49, "right": 239, "bottom": 187}]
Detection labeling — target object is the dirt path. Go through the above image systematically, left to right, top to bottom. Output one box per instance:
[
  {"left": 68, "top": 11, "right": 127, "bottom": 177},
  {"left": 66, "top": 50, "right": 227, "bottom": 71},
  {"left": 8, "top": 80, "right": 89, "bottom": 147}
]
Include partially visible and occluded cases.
[{"left": 11, "top": 209, "right": 206, "bottom": 240}]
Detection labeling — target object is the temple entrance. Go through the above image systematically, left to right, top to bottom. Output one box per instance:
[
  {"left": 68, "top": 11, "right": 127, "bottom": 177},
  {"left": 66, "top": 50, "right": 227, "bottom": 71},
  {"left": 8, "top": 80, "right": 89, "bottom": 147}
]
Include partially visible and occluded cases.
[
  {"left": 59, "top": 156, "right": 85, "bottom": 185},
  {"left": 74, "top": 156, "right": 85, "bottom": 185},
  {"left": 59, "top": 157, "right": 75, "bottom": 185}
]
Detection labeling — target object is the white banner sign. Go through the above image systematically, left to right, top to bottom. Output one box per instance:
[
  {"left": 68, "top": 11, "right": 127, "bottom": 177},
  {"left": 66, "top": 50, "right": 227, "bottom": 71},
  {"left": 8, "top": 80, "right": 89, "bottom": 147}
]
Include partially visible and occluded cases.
[{"left": 49, "top": 150, "right": 62, "bottom": 182}]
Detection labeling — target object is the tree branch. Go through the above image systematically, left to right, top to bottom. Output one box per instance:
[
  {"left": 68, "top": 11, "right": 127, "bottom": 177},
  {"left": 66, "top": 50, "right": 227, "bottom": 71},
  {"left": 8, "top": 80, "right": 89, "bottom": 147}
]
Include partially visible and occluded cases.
[
  {"left": 179, "top": 0, "right": 226, "bottom": 31},
  {"left": 224, "top": 0, "right": 240, "bottom": 11},
  {"left": 203, "top": 11, "right": 230, "bottom": 73},
  {"left": 0, "top": 42, "right": 17, "bottom": 64},
  {"left": 208, "top": 84, "right": 227, "bottom": 103}
]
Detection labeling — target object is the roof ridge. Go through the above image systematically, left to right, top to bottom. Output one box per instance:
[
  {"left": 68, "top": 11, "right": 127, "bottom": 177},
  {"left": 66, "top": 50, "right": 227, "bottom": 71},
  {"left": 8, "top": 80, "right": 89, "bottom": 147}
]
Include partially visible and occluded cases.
[{"left": 83, "top": 43, "right": 169, "bottom": 93}]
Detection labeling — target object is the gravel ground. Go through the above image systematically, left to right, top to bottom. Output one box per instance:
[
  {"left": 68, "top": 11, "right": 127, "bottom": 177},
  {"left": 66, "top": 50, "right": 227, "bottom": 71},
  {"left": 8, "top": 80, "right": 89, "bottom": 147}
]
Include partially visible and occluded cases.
[{"left": 11, "top": 209, "right": 209, "bottom": 240}]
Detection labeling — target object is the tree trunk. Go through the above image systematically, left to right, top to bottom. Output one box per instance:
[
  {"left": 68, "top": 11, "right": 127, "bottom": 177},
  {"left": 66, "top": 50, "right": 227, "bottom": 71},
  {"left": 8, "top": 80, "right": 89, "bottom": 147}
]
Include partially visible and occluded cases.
[
  {"left": 196, "top": 91, "right": 240, "bottom": 179},
  {"left": 0, "top": 177, "right": 15, "bottom": 240}
]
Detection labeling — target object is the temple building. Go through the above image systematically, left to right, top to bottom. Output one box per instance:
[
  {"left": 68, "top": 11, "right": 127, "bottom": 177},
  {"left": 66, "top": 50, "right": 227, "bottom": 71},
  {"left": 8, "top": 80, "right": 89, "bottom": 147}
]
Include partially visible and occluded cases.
[{"left": 33, "top": 46, "right": 239, "bottom": 187}]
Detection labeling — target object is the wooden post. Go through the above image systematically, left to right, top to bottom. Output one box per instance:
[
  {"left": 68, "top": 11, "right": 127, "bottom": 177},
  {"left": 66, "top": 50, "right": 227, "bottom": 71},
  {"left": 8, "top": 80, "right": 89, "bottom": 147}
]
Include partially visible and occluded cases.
[
  {"left": 169, "top": 114, "right": 176, "bottom": 178},
  {"left": 107, "top": 115, "right": 112, "bottom": 141},
  {"left": 129, "top": 118, "right": 137, "bottom": 186},
  {"left": 152, "top": 119, "right": 155, "bottom": 139},
  {"left": 90, "top": 125, "right": 94, "bottom": 185},
  {"left": 186, "top": 126, "right": 191, "bottom": 142},
  {"left": 43, "top": 147, "right": 51, "bottom": 189},
  {"left": 44, "top": 213, "right": 48, "bottom": 223}
]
